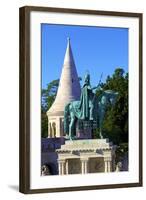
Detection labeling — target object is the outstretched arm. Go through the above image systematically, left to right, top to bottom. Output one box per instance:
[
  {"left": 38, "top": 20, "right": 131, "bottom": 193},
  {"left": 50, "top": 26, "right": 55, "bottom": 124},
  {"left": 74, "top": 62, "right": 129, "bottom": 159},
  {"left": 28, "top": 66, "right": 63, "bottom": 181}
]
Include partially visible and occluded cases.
[{"left": 92, "top": 85, "right": 103, "bottom": 91}]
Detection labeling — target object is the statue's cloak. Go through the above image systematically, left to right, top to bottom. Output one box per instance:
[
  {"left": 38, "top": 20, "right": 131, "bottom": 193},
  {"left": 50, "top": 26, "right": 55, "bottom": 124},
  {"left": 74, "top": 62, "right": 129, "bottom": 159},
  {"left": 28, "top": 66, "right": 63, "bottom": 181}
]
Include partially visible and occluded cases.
[
  {"left": 71, "top": 84, "right": 93, "bottom": 120},
  {"left": 78, "top": 84, "right": 90, "bottom": 119}
]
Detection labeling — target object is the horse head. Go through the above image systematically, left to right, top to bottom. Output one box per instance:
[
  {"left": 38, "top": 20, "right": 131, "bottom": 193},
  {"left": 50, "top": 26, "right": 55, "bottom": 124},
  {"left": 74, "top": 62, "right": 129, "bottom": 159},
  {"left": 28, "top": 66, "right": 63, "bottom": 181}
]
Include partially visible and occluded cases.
[{"left": 103, "top": 90, "right": 118, "bottom": 105}]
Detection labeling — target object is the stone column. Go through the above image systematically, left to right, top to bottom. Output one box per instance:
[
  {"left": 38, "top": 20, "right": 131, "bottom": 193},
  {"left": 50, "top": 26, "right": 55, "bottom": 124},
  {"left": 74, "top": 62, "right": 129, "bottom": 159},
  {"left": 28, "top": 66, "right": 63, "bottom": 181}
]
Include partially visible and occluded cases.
[
  {"left": 56, "top": 117, "right": 61, "bottom": 137},
  {"left": 112, "top": 155, "right": 116, "bottom": 171},
  {"left": 104, "top": 157, "right": 112, "bottom": 172},
  {"left": 81, "top": 158, "right": 88, "bottom": 174},
  {"left": 104, "top": 158, "right": 108, "bottom": 172},
  {"left": 107, "top": 159, "right": 112, "bottom": 172},
  {"left": 58, "top": 160, "right": 66, "bottom": 175},
  {"left": 65, "top": 160, "right": 69, "bottom": 175},
  {"left": 81, "top": 160, "right": 84, "bottom": 174},
  {"left": 84, "top": 160, "right": 88, "bottom": 174}
]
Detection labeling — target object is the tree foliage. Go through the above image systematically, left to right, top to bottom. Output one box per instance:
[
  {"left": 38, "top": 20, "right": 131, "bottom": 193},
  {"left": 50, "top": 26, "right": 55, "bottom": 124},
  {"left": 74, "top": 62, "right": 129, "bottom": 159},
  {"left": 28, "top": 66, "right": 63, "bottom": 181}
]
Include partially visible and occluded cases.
[
  {"left": 99, "top": 68, "right": 128, "bottom": 144},
  {"left": 41, "top": 79, "right": 59, "bottom": 137},
  {"left": 42, "top": 79, "right": 59, "bottom": 112}
]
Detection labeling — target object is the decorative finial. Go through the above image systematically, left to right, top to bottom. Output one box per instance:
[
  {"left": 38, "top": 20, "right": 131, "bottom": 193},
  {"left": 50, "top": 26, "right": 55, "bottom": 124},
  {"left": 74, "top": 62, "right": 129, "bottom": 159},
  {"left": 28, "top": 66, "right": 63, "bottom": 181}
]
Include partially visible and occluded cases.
[{"left": 67, "top": 37, "right": 70, "bottom": 42}]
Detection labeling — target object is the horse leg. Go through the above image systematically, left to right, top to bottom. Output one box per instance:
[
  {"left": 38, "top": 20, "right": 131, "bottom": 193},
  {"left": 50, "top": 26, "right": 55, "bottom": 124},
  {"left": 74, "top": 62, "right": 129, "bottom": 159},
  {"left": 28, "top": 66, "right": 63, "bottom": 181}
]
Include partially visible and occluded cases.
[
  {"left": 90, "top": 104, "right": 94, "bottom": 120},
  {"left": 98, "top": 107, "right": 105, "bottom": 139},
  {"left": 69, "top": 114, "right": 76, "bottom": 140},
  {"left": 99, "top": 127, "right": 103, "bottom": 139}
]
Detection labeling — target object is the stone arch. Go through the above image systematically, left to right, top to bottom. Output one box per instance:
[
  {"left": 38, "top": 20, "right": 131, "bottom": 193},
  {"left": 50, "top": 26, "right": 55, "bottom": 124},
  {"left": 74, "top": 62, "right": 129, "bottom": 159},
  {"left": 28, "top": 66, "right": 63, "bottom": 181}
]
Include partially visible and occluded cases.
[
  {"left": 61, "top": 118, "right": 65, "bottom": 136},
  {"left": 49, "top": 122, "right": 52, "bottom": 137},
  {"left": 88, "top": 157, "right": 104, "bottom": 173}
]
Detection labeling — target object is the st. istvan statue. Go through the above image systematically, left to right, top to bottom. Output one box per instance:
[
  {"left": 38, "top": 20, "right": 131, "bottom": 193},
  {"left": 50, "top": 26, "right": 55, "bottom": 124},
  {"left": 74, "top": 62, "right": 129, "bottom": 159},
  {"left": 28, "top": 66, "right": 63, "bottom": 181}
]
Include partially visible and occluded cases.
[{"left": 64, "top": 73, "right": 118, "bottom": 140}]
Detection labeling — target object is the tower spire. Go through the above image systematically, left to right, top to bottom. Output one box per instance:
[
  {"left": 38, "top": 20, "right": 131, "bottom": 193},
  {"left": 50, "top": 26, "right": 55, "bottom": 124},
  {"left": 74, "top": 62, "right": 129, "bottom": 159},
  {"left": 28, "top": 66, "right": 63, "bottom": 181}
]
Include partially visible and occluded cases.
[{"left": 47, "top": 38, "right": 81, "bottom": 117}]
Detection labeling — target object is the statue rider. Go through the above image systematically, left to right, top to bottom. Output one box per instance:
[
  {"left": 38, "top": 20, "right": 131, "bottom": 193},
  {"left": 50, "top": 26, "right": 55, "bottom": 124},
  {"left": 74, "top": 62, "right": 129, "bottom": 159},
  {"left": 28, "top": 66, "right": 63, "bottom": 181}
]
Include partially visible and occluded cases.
[{"left": 79, "top": 73, "right": 100, "bottom": 120}]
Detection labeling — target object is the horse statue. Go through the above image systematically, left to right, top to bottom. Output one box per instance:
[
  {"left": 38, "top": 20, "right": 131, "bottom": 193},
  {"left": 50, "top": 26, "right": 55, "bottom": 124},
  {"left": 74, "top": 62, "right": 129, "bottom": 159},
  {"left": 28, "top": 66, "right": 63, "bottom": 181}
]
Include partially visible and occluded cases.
[
  {"left": 64, "top": 73, "right": 118, "bottom": 140},
  {"left": 97, "top": 90, "right": 118, "bottom": 138}
]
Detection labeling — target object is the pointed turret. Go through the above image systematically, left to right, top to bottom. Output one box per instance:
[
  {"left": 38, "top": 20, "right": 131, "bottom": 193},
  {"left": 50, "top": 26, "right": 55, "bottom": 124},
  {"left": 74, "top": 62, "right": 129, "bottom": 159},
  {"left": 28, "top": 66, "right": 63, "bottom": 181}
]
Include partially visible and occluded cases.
[
  {"left": 47, "top": 38, "right": 81, "bottom": 137},
  {"left": 47, "top": 38, "right": 81, "bottom": 116}
]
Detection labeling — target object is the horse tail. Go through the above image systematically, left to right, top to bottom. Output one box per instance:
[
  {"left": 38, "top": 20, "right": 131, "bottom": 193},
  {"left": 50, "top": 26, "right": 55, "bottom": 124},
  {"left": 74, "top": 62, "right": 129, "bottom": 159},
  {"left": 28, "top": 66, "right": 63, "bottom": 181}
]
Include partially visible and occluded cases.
[{"left": 64, "top": 103, "right": 70, "bottom": 135}]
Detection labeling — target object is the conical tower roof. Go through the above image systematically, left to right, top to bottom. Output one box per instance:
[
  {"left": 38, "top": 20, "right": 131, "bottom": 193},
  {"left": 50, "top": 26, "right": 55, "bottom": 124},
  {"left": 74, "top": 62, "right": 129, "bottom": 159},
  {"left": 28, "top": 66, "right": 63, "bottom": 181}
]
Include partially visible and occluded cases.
[{"left": 47, "top": 38, "right": 81, "bottom": 116}]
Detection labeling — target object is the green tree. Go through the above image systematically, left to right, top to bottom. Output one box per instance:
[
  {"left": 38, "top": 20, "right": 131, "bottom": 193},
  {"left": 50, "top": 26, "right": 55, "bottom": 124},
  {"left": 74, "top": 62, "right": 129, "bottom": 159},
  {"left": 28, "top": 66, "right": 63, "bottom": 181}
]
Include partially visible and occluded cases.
[
  {"left": 101, "top": 68, "right": 128, "bottom": 144},
  {"left": 41, "top": 79, "right": 59, "bottom": 138}
]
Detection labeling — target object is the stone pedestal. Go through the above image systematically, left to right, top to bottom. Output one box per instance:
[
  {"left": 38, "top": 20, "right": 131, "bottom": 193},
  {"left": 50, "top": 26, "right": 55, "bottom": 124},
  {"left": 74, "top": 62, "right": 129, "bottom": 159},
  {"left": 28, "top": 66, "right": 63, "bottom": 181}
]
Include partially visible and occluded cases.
[{"left": 56, "top": 139, "right": 116, "bottom": 175}]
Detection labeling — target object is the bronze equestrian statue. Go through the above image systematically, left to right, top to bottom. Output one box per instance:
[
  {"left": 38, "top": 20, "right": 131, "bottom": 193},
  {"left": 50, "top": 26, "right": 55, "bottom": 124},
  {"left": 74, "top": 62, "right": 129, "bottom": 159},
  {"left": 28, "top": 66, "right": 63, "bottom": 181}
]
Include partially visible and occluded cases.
[{"left": 64, "top": 73, "right": 118, "bottom": 140}]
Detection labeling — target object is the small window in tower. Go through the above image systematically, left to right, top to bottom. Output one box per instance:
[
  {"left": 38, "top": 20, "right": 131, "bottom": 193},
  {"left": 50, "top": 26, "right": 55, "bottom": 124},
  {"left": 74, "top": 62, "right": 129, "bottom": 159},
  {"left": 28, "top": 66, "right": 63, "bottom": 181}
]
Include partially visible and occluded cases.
[{"left": 72, "top": 78, "right": 73, "bottom": 83}]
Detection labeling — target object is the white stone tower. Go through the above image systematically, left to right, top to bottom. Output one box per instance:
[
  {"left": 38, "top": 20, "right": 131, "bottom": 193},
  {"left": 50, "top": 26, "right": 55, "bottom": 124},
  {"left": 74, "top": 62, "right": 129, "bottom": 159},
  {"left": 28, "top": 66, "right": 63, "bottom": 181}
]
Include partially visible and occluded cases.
[{"left": 47, "top": 38, "right": 81, "bottom": 138}]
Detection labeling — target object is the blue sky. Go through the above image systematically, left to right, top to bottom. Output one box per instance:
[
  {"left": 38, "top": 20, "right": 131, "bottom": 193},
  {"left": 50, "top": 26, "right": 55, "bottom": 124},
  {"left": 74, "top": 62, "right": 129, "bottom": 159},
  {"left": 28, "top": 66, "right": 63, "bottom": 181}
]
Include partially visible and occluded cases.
[{"left": 41, "top": 24, "right": 128, "bottom": 89}]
